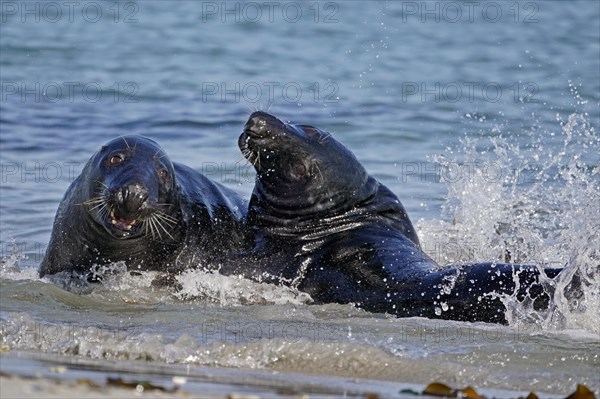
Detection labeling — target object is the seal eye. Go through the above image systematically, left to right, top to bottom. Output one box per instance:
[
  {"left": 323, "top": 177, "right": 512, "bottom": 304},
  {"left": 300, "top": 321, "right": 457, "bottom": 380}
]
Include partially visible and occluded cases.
[
  {"left": 304, "top": 127, "right": 319, "bottom": 137},
  {"left": 109, "top": 154, "right": 124, "bottom": 166}
]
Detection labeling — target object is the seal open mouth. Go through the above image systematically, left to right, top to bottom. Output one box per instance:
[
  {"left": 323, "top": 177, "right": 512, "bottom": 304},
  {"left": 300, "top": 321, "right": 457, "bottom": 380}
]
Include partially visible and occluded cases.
[
  {"left": 86, "top": 193, "right": 178, "bottom": 241},
  {"left": 84, "top": 195, "right": 144, "bottom": 238},
  {"left": 102, "top": 206, "right": 144, "bottom": 239},
  {"left": 109, "top": 208, "right": 138, "bottom": 232}
]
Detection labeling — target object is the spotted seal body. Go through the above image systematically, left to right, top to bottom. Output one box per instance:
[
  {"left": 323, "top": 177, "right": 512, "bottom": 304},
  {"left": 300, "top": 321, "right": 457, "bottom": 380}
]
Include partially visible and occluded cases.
[
  {"left": 229, "top": 112, "right": 560, "bottom": 324},
  {"left": 39, "top": 135, "right": 247, "bottom": 278}
]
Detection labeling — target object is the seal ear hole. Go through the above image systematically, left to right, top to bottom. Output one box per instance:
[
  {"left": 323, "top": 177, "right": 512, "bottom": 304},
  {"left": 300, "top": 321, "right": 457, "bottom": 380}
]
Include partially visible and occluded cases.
[{"left": 292, "top": 163, "right": 307, "bottom": 178}]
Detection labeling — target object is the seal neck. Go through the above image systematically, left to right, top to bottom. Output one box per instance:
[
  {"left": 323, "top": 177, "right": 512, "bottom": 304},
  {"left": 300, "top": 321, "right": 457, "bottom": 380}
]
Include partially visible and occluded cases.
[{"left": 249, "top": 176, "right": 407, "bottom": 241}]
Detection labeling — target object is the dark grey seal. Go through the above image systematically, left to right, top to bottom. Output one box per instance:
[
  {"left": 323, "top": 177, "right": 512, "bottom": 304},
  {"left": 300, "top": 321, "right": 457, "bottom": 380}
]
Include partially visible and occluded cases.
[
  {"left": 228, "top": 111, "right": 561, "bottom": 324},
  {"left": 39, "top": 135, "right": 247, "bottom": 279}
]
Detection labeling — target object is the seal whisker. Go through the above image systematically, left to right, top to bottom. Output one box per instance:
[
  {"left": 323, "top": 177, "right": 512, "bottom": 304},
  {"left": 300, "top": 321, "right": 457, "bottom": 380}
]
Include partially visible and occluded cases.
[
  {"left": 266, "top": 99, "right": 275, "bottom": 113},
  {"left": 245, "top": 102, "right": 258, "bottom": 114},
  {"left": 319, "top": 132, "right": 332, "bottom": 144},
  {"left": 122, "top": 136, "right": 132, "bottom": 151},
  {"left": 153, "top": 148, "right": 168, "bottom": 159},
  {"left": 240, "top": 149, "right": 256, "bottom": 167},
  {"left": 233, "top": 151, "right": 250, "bottom": 165},
  {"left": 245, "top": 151, "right": 256, "bottom": 167},
  {"left": 252, "top": 151, "right": 260, "bottom": 169},
  {"left": 314, "top": 162, "right": 325, "bottom": 184},
  {"left": 93, "top": 180, "right": 109, "bottom": 189},
  {"left": 84, "top": 195, "right": 109, "bottom": 215},
  {"left": 83, "top": 196, "right": 107, "bottom": 206},
  {"left": 83, "top": 198, "right": 103, "bottom": 205},
  {"left": 88, "top": 200, "right": 108, "bottom": 212},
  {"left": 97, "top": 203, "right": 111, "bottom": 222},
  {"left": 154, "top": 206, "right": 179, "bottom": 223},
  {"left": 155, "top": 210, "right": 178, "bottom": 222},
  {"left": 154, "top": 211, "right": 178, "bottom": 226},
  {"left": 153, "top": 212, "right": 177, "bottom": 227},
  {"left": 151, "top": 214, "right": 175, "bottom": 240},
  {"left": 148, "top": 215, "right": 161, "bottom": 240},
  {"left": 142, "top": 217, "right": 154, "bottom": 239},
  {"left": 146, "top": 217, "right": 155, "bottom": 239},
  {"left": 142, "top": 218, "right": 148, "bottom": 237},
  {"left": 146, "top": 218, "right": 156, "bottom": 239}
]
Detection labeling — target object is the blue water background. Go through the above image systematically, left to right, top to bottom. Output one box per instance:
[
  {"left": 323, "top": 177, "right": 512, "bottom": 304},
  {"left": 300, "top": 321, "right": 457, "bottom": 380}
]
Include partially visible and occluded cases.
[{"left": 1, "top": 0, "right": 599, "bottom": 265}]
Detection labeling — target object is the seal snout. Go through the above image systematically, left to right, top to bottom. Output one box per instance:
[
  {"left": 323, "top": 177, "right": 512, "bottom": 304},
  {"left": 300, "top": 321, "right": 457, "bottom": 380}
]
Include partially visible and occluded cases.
[
  {"left": 244, "top": 111, "right": 285, "bottom": 138},
  {"left": 109, "top": 182, "right": 150, "bottom": 231},
  {"left": 115, "top": 183, "right": 149, "bottom": 213}
]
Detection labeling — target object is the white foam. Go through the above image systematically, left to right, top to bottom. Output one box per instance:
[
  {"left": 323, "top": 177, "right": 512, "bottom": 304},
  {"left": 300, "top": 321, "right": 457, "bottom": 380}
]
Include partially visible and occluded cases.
[
  {"left": 417, "top": 112, "right": 599, "bottom": 333},
  {"left": 173, "top": 268, "right": 313, "bottom": 306}
]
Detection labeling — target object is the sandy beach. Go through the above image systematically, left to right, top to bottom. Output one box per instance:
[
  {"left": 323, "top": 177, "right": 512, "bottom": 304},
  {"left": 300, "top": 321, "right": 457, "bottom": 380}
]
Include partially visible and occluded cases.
[{"left": 1, "top": 351, "right": 571, "bottom": 399}]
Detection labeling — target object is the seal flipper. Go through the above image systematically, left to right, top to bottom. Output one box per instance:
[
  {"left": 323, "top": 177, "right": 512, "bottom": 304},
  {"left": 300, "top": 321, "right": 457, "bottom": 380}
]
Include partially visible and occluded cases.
[{"left": 384, "top": 262, "right": 560, "bottom": 324}]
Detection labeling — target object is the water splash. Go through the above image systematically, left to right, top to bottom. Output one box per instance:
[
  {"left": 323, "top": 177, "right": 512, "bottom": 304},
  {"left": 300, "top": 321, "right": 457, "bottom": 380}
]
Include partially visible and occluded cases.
[
  {"left": 417, "top": 112, "right": 599, "bottom": 332},
  {"left": 0, "top": 238, "right": 40, "bottom": 281},
  {"left": 172, "top": 268, "right": 313, "bottom": 306}
]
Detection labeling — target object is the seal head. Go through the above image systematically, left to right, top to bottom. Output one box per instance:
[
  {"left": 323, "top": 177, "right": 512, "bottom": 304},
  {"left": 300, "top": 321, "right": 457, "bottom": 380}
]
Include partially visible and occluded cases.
[
  {"left": 239, "top": 111, "right": 420, "bottom": 245},
  {"left": 240, "top": 112, "right": 371, "bottom": 216},
  {"left": 39, "top": 135, "right": 247, "bottom": 279},
  {"left": 84, "top": 136, "right": 179, "bottom": 240}
]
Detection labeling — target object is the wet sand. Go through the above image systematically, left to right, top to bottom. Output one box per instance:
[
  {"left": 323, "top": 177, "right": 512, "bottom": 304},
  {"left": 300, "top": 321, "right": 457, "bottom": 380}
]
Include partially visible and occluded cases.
[{"left": 0, "top": 351, "right": 564, "bottom": 399}]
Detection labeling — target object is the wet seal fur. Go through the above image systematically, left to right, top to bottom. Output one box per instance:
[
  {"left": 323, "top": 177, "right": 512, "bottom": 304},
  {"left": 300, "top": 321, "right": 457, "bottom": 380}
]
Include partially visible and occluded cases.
[
  {"left": 229, "top": 111, "right": 561, "bottom": 324},
  {"left": 39, "top": 135, "right": 247, "bottom": 279}
]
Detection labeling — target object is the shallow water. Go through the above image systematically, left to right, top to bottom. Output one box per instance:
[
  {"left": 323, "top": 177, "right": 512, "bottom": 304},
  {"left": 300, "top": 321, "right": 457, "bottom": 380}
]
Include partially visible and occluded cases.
[{"left": 1, "top": 0, "right": 599, "bottom": 396}]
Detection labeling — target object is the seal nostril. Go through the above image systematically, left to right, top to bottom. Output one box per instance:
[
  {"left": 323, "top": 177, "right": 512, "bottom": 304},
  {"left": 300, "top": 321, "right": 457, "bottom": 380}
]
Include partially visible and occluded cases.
[
  {"left": 251, "top": 116, "right": 265, "bottom": 126},
  {"left": 114, "top": 187, "right": 126, "bottom": 205}
]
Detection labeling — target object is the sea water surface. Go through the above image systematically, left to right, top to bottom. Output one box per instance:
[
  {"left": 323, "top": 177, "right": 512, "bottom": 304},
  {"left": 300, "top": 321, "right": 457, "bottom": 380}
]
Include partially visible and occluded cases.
[{"left": 0, "top": 1, "right": 599, "bottom": 397}]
